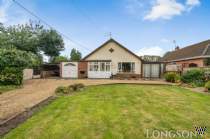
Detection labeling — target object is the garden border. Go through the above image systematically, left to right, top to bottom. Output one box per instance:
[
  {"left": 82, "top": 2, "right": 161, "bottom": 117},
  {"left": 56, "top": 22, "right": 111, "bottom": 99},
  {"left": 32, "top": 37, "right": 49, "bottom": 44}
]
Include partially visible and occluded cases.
[{"left": 0, "top": 96, "right": 56, "bottom": 136}]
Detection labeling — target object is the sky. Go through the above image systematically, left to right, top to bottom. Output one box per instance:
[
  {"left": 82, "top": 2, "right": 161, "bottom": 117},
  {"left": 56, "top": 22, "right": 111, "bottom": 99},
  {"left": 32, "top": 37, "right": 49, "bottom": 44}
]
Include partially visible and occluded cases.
[{"left": 0, "top": 0, "right": 210, "bottom": 58}]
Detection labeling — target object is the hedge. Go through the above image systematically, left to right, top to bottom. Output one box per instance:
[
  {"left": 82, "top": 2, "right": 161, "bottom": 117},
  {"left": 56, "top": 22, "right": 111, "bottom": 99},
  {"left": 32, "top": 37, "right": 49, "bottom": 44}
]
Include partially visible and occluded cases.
[
  {"left": 0, "top": 48, "right": 40, "bottom": 85},
  {"left": 0, "top": 67, "right": 23, "bottom": 85}
]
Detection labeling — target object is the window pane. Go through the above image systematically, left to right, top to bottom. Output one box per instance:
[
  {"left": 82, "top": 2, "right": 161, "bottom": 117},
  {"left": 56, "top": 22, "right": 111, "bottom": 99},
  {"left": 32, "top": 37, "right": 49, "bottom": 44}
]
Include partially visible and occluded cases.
[
  {"left": 100, "top": 62, "right": 105, "bottom": 71},
  {"left": 106, "top": 62, "right": 111, "bottom": 71},
  {"left": 118, "top": 63, "right": 122, "bottom": 72},
  {"left": 131, "top": 63, "right": 135, "bottom": 72},
  {"left": 89, "top": 65, "right": 94, "bottom": 71},
  {"left": 94, "top": 65, "right": 98, "bottom": 71}
]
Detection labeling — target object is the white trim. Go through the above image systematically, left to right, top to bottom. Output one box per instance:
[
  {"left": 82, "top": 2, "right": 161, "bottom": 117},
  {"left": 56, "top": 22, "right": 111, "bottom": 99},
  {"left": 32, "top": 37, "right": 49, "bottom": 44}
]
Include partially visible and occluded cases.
[
  {"left": 202, "top": 44, "right": 210, "bottom": 55},
  {"left": 88, "top": 62, "right": 112, "bottom": 78}
]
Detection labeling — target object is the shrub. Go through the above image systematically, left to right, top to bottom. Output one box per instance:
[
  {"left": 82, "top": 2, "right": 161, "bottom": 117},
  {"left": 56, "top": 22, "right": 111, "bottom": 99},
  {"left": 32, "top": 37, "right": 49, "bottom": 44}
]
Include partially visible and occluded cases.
[
  {"left": 0, "top": 48, "right": 41, "bottom": 85},
  {"left": 0, "top": 48, "right": 39, "bottom": 69},
  {"left": 52, "top": 56, "right": 68, "bottom": 63},
  {"left": 0, "top": 67, "right": 23, "bottom": 85},
  {"left": 181, "top": 69, "right": 205, "bottom": 87},
  {"left": 204, "top": 69, "right": 210, "bottom": 81},
  {"left": 164, "top": 72, "right": 180, "bottom": 83},
  {"left": 205, "top": 81, "right": 210, "bottom": 91},
  {"left": 69, "top": 83, "right": 85, "bottom": 92},
  {"left": 55, "top": 84, "right": 85, "bottom": 95},
  {"left": 55, "top": 86, "right": 69, "bottom": 95}
]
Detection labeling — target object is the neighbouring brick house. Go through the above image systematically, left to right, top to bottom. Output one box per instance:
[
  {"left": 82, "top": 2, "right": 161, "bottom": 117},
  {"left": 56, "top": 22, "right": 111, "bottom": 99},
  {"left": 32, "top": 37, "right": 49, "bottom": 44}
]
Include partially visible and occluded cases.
[{"left": 162, "top": 40, "right": 210, "bottom": 70}]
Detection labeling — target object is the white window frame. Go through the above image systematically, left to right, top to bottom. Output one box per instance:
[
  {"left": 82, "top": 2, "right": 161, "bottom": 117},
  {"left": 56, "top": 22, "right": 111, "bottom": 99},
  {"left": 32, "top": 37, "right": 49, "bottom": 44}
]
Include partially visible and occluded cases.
[
  {"left": 89, "top": 62, "right": 111, "bottom": 72},
  {"left": 89, "top": 62, "right": 99, "bottom": 71},
  {"left": 93, "top": 62, "right": 99, "bottom": 71},
  {"left": 100, "top": 62, "right": 105, "bottom": 71},
  {"left": 105, "top": 62, "right": 111, "bottom": 71},
  {"left": 118, "top": 62, "right": 135, "bottom": 73}
]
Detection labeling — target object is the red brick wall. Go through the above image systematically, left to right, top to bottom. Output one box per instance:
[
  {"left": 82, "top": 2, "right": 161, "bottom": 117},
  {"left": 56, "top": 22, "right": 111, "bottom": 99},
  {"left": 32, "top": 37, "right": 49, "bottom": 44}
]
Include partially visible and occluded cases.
[
  {"left": 174, "top": 58, "right": 204, "bottom": 68},
  {"left": 78, "top": 62, "right": 88, "bottom": 78}
]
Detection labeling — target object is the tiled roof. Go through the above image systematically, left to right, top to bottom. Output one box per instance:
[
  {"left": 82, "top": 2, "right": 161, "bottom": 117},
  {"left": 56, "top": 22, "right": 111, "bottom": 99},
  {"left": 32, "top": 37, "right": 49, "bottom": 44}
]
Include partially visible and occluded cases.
[
  {"left": 83, "top": 38, "right": 142, "bottom": 61},
  {"left": 162, "top": 40, "right": 210, "bottom": 62}
]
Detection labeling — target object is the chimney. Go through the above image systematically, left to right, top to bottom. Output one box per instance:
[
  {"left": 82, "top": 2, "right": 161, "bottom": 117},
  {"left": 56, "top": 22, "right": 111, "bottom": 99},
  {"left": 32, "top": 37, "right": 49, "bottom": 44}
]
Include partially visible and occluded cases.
[{"left": 175, "top": 46, "right": 180, "bottom": 51}]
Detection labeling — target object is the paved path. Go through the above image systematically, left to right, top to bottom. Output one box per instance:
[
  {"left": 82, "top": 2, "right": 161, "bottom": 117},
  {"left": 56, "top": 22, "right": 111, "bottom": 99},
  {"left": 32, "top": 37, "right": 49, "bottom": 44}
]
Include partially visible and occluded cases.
[{"left": 0, "top": 79, "right": 170, "bottom": 123}]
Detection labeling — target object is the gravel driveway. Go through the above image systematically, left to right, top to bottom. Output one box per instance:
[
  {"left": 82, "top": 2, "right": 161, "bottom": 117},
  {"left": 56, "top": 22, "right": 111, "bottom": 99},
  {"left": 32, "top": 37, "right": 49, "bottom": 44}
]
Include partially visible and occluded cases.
[{"left": 0, "top": 79, "right": 170, "bottom": 123}]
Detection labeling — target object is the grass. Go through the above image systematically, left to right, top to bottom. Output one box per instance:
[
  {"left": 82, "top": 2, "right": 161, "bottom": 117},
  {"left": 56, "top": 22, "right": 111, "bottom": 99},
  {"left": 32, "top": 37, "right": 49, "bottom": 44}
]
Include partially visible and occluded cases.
[
  {"left": 2, "top": 84, "right": 210, "bottom": 139},
  {"left": 0, "top": 85, "right": 20, "bottom": 94}
]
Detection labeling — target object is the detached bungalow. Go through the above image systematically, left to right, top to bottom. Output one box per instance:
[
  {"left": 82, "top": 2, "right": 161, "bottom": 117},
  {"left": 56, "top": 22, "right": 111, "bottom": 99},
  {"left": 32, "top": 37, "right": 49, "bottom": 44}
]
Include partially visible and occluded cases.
[
  {"left": 60, "top": 39, "right": 163, "bottom": 79},
  {"left": 82, "top": 39, "right": 142, "bottom": 78}
]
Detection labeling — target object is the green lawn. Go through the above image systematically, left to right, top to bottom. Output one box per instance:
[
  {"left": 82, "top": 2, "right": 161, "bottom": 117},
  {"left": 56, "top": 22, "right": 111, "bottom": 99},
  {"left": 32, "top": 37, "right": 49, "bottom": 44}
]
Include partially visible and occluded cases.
[
  {"left": 3, "top": 84, "right": 210, "bottom": 139},
  {"left": 0, "top": 85, "right": 19, "bottom": 94}
]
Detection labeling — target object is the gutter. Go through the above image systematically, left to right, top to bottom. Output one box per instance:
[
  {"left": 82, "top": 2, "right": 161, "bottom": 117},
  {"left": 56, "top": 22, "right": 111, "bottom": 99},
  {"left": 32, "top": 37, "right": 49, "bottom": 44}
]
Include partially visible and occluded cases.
[{"left": 163, "top": 55, "right": 210, "bottom": 63}]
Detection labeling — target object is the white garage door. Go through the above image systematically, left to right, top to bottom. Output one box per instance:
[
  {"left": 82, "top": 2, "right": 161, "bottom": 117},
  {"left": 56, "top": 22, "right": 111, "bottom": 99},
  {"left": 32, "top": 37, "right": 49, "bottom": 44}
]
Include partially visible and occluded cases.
[
  {"left": 61, "top": 62, "right": 78, "bottom": 78},
  {"left": 143, "top": 64, "right": 160, "bottom": 78},
  {"left": 143, "top": 64, "right": 151, "bottom": 78},
  {"left": 151, "top": 64, "right": 160, "bottom": 78}
]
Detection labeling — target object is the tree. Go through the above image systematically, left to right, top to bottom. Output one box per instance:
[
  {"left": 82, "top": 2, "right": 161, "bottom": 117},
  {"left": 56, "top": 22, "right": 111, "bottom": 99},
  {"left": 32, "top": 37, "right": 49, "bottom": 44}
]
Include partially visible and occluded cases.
[
  {"left": 0, "top": 21, "right": 64, "bottom": 60},
  {"left": 0, "top": 21, "right": 43, "bottom": 54},
  {"left": 39, "top": 29, "right": 64, "bottom": 58},
  {"left": 0, "top": 48, "right": 40, "bottom": 69},
  {"left": 70, "top": 48, "right": 82, "bottom": 61},
  {"left": 52, "top": 56, "right": 68, "bottom": 63}
]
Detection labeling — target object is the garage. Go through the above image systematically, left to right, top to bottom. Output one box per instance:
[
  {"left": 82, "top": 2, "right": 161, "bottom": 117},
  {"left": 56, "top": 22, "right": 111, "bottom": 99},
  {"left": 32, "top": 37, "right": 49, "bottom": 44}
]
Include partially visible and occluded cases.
[
  {"left": 141, "top": 56, "right": 164, "bottom": 78},
  {"left": 61, "top": 62, "right": 78, "bottom": 78},
  {"left": 143, "top": 63, "right": 161, "bottom": 78}
]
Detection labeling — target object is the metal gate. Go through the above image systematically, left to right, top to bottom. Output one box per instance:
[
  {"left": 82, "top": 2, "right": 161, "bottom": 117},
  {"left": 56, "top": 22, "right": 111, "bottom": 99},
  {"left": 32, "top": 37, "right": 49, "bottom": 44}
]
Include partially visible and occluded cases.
[{"left": 143, "top": 64, "right": 160, "bottom": 78}]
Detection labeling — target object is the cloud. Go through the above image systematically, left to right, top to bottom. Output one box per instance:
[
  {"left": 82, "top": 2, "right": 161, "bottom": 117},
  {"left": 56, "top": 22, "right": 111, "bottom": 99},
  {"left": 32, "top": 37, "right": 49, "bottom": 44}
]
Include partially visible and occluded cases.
[
  {"left": 0, "top": 0, "right": 11, "bottom": 23},
  {"left": 0, "top": 0, "right": 32, "bottom": 25},
  {"left": 124, "top": 0, "right": 201, "bottom": 21},
  {"left": 125, "top": 0, "right": 144, "bottom": 15},
  {"left": 144, "top": 0, "right": 185, "bottom": 21},
  {"left": 186, "top": 0, "right": 200, "bottom": 7},
  {"left": 186, "top": 0, "right": 200, "bottom": 11},
  {"left": 137, "top": 46, "right": 165, "bottom": 56}
]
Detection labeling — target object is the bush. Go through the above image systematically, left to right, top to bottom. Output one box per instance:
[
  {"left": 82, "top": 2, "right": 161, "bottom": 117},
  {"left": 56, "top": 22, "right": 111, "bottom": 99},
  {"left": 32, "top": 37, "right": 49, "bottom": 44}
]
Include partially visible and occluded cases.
[
  {"left": 0, "top": 48, "right": 41, "bottom": 85},
  {"left": 0, "top": 48, "right": 39, "bottom": 69},
  {"left": 52, "top": 56, "right": 68, "bottom": 63},
  {"left": 0, "top": 67, "right": 23, "bottom": 85},
  {"left": 181, "top": 69, "right": 205, "bottom": 87},
  {"left": 204, "top": 69, "right": 210, "bottom": 81},
  {"left": 164, "top": 72, "right": 180, "bottom": 83},
  {"left": 205, "top": 81, "right": 210, "bottom": 91},
  {"left": 69, "top": 83, "right": 85, "bottom": 92},
  {"left": 55, "top": 84, "right": 85, "bottom": 95},
  {"left": 55, "top": 86, "right": 70, "bottom": 95}
]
